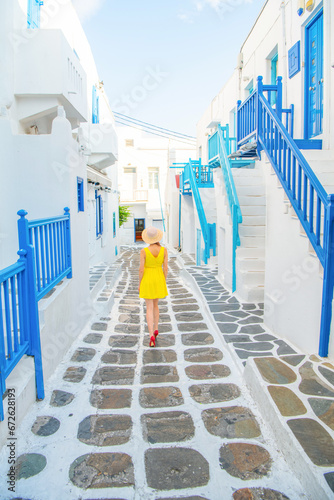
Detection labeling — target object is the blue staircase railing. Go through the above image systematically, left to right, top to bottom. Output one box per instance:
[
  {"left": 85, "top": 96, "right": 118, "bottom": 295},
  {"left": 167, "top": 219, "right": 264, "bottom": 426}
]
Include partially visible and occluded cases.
[
  {"left": 237, "top": 75, "right": 334, "bottom": 357},
  {"left": 208, "top": 125, "right": 242, "bottom": 292},
  {"left": 181, "top": 159, "right": 216, "bottom": 264},
  {"left": 0, "top": 208, "right": 73, "bottom": 420},
  {"left": 18, "top": 208, "right": 72, "bottom": 301},
  {"left": 0, "top": 250, "right": 44, "bottom": 421}
]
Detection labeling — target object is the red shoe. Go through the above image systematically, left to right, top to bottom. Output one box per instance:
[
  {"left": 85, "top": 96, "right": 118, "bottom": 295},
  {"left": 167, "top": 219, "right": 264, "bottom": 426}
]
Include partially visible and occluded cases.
[
  {"left": 154, "top": 330, "right": 159, "bottom": 338},
  {"left": 149, "top": 335, "right": 156, "bottom": 347}
]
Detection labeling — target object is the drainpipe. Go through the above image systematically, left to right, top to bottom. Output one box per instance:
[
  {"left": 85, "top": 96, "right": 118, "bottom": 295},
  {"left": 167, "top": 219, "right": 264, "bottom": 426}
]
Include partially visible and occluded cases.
[{"left": 280, "top": 1, "right": 288, "bottom": 108}]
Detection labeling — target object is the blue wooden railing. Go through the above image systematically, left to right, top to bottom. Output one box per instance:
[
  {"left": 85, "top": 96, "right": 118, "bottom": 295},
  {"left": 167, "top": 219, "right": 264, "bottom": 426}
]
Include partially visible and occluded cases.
[
  {"left": 237, "top": 75, "right": 334, "bottom": 357},
  {"left": 209, "top": 125, "right": 242, "bottom": 292},
  {"left": 181, "top": 160, "right": 216, "bottom": 263},
  {"left": 0, "top": 208, "right": 73, "bottom": 420},
  {"left": 18, "top": 208, "right": 72, "bottom": 301},
  {"left": 0, "top": 250, "right": 44, "bottom": 421}
]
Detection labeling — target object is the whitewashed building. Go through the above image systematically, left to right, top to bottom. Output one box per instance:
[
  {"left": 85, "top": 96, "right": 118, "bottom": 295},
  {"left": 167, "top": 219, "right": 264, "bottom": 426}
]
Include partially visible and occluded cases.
[
  {"left": 0, "top": 0, "right": 118, "bottom": 437},
  {"left": 174, "top": 0, "right": 334, "bottom": 358},
  {"left": 117, "top": 125, "right": 195, "bottom": 245}
]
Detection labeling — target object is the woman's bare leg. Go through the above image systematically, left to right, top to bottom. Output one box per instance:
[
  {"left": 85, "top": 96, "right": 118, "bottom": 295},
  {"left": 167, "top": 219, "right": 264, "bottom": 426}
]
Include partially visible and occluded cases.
[
  {"left": 153, "top": 298, "right": 159, "bottom": 332},
  {"left": 145, "top": 299, "right": 154, "bottom": 337}
]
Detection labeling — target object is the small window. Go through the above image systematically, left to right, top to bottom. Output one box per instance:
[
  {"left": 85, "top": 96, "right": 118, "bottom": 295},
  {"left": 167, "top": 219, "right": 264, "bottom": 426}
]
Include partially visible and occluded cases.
[
  {"left": 27, "top": 0, "right": 43, "bottom": 29},
  {"left": 271, "top": 54, "right": 278, "bottom": 105},
  {"left": 245, "top": 79, "right": 254, "bottom": 96},
  {"left": 92, "top": 86, "right": 99, "bottom": 124},
  {"left": 125, "top": 139, "right": 134, "bottom": 147},
  {"left": 124, "top": 167, "right": 137, "bottom": 174},
  {"left": 148, "top": 167, "right": 159, "bottom": 189},
  {"left": 77, "top": 177, "right": 84, "bottom": 212},
  {"left": 95, "top": 190, "right": 103, "bottom": 237},
  {"left": 113, "top": 212, "right": 116, "bottom": 237}
]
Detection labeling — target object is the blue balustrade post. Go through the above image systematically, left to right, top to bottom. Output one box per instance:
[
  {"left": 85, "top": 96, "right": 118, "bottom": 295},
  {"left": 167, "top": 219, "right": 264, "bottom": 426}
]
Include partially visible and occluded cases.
[
  {"left": 256, "top": 76, "right": 263, "bottom": 144},
  {"left": 276, "top": 76, "right": 283, "bottom": 121},
  {"left": 237, "top": 100, "right": 241, "bottom": 146},
  {"left": 225, "top": 124, "right": 230, "bottom": 155},
  {"left": 319, "top": 195, "right": 334, "bottom": 357},
  {"left": 64, "top": 207, "right": 72, "bottom": 279},
  {"left": 17, "top": 210, "right": 45, "bottom": 400}
]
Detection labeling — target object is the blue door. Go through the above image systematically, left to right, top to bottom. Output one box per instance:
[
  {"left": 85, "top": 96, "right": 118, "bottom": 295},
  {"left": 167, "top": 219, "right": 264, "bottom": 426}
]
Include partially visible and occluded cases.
[
  {"left": 305, "top": 11, "right": 323, "bottom": 138},
  {"left": 196, "top": 229, "right": 201, "bottom": 266}
]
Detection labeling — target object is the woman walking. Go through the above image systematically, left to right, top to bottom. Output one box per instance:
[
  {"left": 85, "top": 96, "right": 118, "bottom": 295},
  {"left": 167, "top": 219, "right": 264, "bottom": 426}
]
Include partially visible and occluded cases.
[{"left": 139, "top": 226, "right": 168, "bottom": 347}]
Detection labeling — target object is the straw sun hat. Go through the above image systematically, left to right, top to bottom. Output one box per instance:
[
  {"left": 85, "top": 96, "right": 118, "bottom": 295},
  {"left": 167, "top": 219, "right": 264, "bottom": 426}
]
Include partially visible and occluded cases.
[{"left": 142, "top": 226, "right": 163, "bottom": 244}]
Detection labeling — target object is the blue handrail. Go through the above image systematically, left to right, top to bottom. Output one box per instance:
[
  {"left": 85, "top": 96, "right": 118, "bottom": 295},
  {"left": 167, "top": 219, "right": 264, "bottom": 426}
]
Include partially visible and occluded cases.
[
  {"left": 237, "top": 74, "right": 334, "bottom": 356},
  {"left": 217, "top": 125, "right": 242, "bottom": 292},
  {"left": 182, "top": 160, "right": 216, "bottom": 263},
  {"left": 18, "top": 208, "right": 72, "bottom": 301},
  {"left": 0, "top": 250, "right": 44, "bottom": 421}
]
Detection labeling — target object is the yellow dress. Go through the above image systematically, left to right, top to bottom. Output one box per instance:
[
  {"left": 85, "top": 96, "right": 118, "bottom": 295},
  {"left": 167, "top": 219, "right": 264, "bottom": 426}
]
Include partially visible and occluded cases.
[{"left": 139, "top": 247, "right": 168, "bottom": 299}]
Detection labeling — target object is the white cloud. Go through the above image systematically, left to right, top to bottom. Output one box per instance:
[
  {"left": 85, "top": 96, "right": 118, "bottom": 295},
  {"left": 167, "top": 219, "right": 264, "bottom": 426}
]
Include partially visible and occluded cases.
[
  {"left": 72, "top": 0, "right": 106, "bottom": 23},
  {"left": 197, "top": 0, "right": 252, "bottom": 14},
  {"left": 177, "top": 12, "right": 195, "bottom": 24}
]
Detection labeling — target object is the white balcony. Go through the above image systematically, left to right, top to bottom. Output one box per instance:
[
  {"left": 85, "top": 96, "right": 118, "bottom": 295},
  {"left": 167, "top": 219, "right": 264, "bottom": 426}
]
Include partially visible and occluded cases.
[
  {"left": 14, "top": 29, "right": 88, "bottom": 128},
  {"left": 80, "top": 123, "right": 118, "bottom": 170},
  {"left": 120, "top": 189, "right": 148, "bottom": 203}
]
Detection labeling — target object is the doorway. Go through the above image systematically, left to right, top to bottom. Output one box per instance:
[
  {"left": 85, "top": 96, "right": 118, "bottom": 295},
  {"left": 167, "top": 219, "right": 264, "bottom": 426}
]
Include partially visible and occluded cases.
[
  {"left": 305, "top": 10, "right": 323, "bottom": 138},
  {"left": 134, "top": 219, "right": 145, "bottom": 241}
]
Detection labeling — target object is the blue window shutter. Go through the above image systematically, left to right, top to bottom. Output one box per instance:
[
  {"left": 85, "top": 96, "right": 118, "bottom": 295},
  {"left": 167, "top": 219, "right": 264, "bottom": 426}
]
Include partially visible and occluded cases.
[
  {"left": 77, "top": 177, "right": 84, "bottom": 212},
  {"left": 113, "top": 212, "right": 116, "bottom": 237}
]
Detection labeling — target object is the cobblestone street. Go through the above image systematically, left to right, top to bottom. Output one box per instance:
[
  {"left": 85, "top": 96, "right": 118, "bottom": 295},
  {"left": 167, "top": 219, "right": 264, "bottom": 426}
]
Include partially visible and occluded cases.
[{"left": 1, "top": 247, "right": 331, "bottom": 499}]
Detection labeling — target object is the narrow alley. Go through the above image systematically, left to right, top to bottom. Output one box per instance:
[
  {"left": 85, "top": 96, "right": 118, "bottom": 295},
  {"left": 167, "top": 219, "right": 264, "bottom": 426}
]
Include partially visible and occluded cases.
[{"left": 0, "top": 247, "right": 317, "bottom": 500}]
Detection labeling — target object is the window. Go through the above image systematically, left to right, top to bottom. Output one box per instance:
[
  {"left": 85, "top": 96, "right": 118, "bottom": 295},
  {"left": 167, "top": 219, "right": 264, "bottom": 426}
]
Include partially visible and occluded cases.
[
  {"left": 27, "top": 0, "right": 43, "bottom": 29},
  {"left": 245, "top": 79, "right": 254, "bottom": 96},
  {"left": 92, "top": 86, "right": 99, "bottom": 124},
  {"left": 125, "top": 139, "right": 134, "bottom": 147},
  {"left": 123, "top": 167, "right": 137, "bottom": 174},
  {"left": 148, "top": 167, "right": 159, "bottom": 189},
  {"left": 77, "top": 177, "right": 84, "bottom": 212},
  {"left": 95, "top": 190, "right": 103, "bottom": 237},
  {"left": 113, "top": 212, "right": 116, "bottom": 237}
]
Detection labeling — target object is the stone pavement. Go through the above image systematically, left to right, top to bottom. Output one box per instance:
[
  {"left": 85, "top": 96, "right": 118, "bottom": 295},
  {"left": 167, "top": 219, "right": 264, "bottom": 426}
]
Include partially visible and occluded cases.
[
  {"left": 0, "top": 247, "right": 328, "bottom": 499},
  {"left": 179, "top": 254, "right": 334, "bottom": 497}
]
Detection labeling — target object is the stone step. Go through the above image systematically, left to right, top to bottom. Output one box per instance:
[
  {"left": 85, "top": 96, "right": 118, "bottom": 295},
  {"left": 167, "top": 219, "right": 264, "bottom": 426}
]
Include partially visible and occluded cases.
[
  {"left": 232, "top": 168, "right": 264, "bottom": 178},
  {"left": 234, "top": 176, "right": 265, "bottom": 186},
  {"left": 237, "top": 185, "right": 266, "bottom": 196},
  {"left": 239, "top": 195, "right": 266, "bottom": 206},
  {"left": 241, "top": 206, "right": 266, "bottom": 217},
  {"left": 242, "top": 214, "right": 266, "bottom": 226},
  {"left": 239, "top": 224, "right": 265, "bottom": 236},
  {"left": 240, "top": 236, "right": 265, "bottom": 248},
  {"left": 237, "top": 246, "right": 265, "bottom": 259},
  {"left": 238, "top": 257, "right": 265, "bottom": 271},
  {"left": 240, "top": 269, "right": 265, "bottom": 285},
  {"left": 238, "top": 283, "right": 265, "bottom": 302}
]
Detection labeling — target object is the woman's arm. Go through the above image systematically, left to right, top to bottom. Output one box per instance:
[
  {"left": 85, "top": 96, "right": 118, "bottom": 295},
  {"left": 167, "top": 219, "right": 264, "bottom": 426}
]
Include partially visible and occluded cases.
[
  {"left": 163, "top": 247, "right": 168, "bottom": 280},
  {"left": 138, "top": 248, "right": 145, "bottom": 291}
]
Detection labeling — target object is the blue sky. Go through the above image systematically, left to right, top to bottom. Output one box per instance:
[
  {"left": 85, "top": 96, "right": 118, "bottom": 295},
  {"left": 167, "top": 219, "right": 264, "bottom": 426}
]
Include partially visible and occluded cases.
[{"left": 74, "top": 0, "right": 265, "bottom": 136}]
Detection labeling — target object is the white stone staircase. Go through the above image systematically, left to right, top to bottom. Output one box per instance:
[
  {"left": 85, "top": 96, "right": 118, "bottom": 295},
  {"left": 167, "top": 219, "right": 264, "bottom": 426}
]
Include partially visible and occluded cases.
[{"left": 232, "top": 166, "right": 266, "bottom": 302}]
